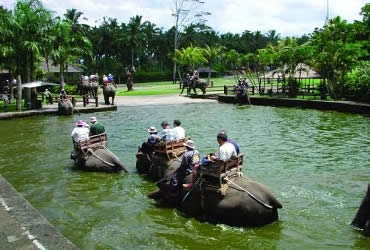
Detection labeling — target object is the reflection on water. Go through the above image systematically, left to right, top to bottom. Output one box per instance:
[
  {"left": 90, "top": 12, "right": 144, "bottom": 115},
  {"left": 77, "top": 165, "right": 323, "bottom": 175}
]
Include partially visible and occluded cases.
[{"left": 0, "top": 103, "right": 369, "bottom": 249}]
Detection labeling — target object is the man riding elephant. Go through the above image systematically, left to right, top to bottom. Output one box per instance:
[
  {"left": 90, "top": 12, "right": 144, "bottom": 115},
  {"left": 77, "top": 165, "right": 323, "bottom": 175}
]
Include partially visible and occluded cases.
[
  {"left": 126, "top": 66, "right": 136, "bottom": 91},
  {"left": 102, "top": 75, "right": 116, "bottom": 105}
]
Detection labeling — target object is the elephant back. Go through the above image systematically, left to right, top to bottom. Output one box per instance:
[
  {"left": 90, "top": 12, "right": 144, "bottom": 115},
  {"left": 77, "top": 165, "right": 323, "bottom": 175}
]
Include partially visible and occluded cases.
[
  {"left": 81, "top": 79, "right": 90, "bottom": 88},
  {"left": 104, "top": 84, "right": 116, "bottom": 93},
  {"left": 150, "top": 154, "right": 182, "bottom": 181}
]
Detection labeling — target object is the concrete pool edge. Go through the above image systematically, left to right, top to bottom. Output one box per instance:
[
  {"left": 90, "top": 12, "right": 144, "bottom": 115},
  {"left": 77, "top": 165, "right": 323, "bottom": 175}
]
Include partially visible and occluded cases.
[
  {"left": 216, "top": 95, "right": 370, "bottom": 115},
  {"left": 0, "top": 105, "right": 117, "bottom": 120},
  {"left": 0, "top": 175, "right": 77, "bottom": 249}
]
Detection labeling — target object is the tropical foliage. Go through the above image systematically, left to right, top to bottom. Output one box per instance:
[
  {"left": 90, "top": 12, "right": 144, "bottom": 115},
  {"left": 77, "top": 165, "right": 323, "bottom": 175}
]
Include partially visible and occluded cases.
[{"left": 0, "top": 1, "right": 369, "bottom": 102}]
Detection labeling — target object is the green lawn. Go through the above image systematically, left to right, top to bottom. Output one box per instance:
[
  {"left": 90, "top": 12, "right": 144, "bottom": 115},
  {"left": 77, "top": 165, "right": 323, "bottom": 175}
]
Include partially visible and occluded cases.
[{"left": 116, "top": 77, "right": 239, "bottom": 96}]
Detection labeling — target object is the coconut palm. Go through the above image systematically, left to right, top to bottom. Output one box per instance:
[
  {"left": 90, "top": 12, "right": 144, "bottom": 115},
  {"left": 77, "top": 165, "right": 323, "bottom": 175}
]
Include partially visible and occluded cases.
[
  {"left": 127, "top": 15, "right": 148, "bottom": 66},
  {"left": 51, "top": 19, "right": 91, "bottom": 88},
  {"left": 202, "top": 45, "right": 224, "bottom": 83},
  {"left": 174, "top": 46, "right": 206, "bottom": 74}
]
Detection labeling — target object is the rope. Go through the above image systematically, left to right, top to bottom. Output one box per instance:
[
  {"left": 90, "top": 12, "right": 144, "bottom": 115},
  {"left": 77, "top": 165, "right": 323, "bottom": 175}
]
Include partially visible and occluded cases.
[
  {"left": 87, "top": 148, "right": 115, "bottom": 167},
  {"left": 171, "top": 152, "right": 182, "bottom": 162},
  {"left": 224, "top": 176, "right": 273, "bottom": 209}
]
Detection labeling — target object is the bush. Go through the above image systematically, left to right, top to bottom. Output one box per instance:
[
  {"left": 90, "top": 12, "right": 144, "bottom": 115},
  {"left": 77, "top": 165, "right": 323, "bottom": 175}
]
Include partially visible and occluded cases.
[
  {"left": 344, "top": 61, "right": 370, "bottom": 102},
  {"left": 132, "top": 71, "right": 172, "bottom": 83},
  {"left": 51, "top": 83, "right": 79, "bottom": 95}
]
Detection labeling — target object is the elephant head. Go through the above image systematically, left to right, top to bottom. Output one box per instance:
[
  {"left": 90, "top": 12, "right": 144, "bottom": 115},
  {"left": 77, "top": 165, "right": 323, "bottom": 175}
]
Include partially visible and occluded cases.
[
  {"left": 58, "top": 99, "right": 73, "bottom": 115},
  {"left": 352, "top": 184, "right": 370, "bottom": 237}
]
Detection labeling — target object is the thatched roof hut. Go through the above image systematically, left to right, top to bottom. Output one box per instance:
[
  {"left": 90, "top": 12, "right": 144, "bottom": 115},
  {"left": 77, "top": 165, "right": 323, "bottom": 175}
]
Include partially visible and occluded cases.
[{"left": 262, "top": 63, "right": 321, "bottom": 79}]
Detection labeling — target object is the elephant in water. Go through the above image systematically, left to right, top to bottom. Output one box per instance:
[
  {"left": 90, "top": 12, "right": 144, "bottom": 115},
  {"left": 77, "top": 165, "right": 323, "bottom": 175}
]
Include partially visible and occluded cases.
[
  {"left": 102, "top": 83, "right": 116, "bottom": 105},
  {"left": 58, "top": 99, "right": 73, "bottom": 115},
  {"left": 72, "top": 147, "right": 128, "bottom": 173},
  {"left": 137, "top": 150, "right": 282, "bottom": 227},
  {"left": 352, "top": 183, "right": 370, "bottom": 237}
]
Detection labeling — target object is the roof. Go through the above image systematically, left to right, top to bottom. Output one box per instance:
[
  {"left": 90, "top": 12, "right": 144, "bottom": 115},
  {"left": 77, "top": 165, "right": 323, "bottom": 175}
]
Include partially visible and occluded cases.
[
  {"left": 40, "top": 61, "right": 83, "bottom": 73},
  {"left": 262, "top": 63, "right": 321, "bottom": 78},
  {"left": 196, "top": 67, "right": 217, "bottom": 73},
  {"left": 12, "top": 81, "right": 59, "bottom": 89}
]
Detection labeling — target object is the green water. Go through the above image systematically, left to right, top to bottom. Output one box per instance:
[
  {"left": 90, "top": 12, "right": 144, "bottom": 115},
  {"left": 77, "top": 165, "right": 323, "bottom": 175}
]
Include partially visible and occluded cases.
[{"left": 0, "top": 103, "right": 369, "bottom": 249}]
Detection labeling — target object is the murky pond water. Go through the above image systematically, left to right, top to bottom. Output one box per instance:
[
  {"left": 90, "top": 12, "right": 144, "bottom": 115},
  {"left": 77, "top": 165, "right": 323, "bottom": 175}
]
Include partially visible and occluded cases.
[{"left": 0, "top": 103, "right": 369, "bottom": 249}]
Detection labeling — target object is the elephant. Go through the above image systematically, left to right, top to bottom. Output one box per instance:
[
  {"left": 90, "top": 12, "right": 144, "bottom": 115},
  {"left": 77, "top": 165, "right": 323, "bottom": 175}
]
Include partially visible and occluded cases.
[
  {"left": 126, "top": 66, "right": 136, "bottom": 91},
  {"left": 179, "top": 75, "right": 208, "bottom": 96},
  {"left": 102, "top": 83, "right": 116, "bottom": 105},
  {"left": 58, "top": 99, "right": 73, "bottom": 115},
  {"left": 71, "top": 147, "right": 128, "bottom": 173},
  {"left": 137, "top": 149, "right": 282, "bottom": 227},
  {"left": 352, "top": 183, "right": 370, "bottom": 237}
]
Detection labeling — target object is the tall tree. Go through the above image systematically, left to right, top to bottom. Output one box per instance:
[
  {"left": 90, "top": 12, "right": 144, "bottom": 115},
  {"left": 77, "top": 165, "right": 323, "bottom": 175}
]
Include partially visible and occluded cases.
[
  {"left": 171, "top": 0, "right": 210, "bottom": 81},
  {"left": 127, "top": 15, "right": 147, "bottom": 66},
  {"left": 311, "top": 16, "right": 365, "bottom": 98},
  {"left": 51, "top": 19, "right": 91, "bottom": 88},
  {"left": 202, "top": 45, "right": 223, "bottom": 83}
]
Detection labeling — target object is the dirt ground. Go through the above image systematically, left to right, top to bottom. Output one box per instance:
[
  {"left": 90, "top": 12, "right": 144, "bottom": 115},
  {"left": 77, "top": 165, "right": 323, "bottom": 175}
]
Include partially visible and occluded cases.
[{"left": 110, "top": 94, "right": 216, "bottom": 106}]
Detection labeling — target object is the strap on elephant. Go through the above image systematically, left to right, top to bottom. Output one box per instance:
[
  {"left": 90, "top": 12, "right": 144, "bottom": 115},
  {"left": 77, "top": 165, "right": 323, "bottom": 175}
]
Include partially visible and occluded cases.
[
  {"left": 87, "top": 148, "right": 116, "bottom": 168},
  {"left": 223, "top": 176, "right": 274, "bottom": 209}
]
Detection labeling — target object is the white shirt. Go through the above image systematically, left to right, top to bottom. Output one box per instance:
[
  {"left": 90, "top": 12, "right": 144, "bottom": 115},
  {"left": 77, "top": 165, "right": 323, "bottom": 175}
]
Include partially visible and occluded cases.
[
  {"left": 173, "top": 126, "right": 185, "bottom": 140},
  {"left": 71, "top": 127, "right": 90, "bottom": 142},
  {"left": 158, "top": 128, "right": 176, "bottom": 142},
  {"left": 215, "top": 142, "right": 237, "bottom": 161}
]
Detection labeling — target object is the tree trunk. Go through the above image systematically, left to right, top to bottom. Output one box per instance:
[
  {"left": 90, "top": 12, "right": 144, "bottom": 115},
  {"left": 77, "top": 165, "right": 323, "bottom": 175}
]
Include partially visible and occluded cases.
[
  {"left": 131, "top": 47, "right": 134, "bottom": 66},
  {"left": 60, "top": 64, "right": 65, "bottom": 89},
  {"left": 207, "top": 64, "right": 212, "bottom": 84},
  {"left": 16, "top": 75, "right": 22, "bottom": 111}
]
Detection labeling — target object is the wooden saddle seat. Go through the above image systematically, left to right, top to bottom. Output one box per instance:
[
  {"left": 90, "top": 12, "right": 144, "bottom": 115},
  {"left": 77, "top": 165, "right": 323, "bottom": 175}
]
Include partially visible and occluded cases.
[
  {"left": 77, "top": 133, "right": 108, "bottom": 154},
  {"left": 154, "top": 138, "right": 187, "bottom": 160},
  {"left": 199, "top": 153, "right": 244, "bottom": 190}
]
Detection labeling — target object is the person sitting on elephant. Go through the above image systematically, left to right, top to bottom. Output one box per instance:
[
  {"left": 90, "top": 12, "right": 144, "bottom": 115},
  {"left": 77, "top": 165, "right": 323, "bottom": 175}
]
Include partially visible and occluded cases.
[
  {"left": 108, "top": 74, "right": 114, "bottom": 82},
  {"left": 59, "top": 89, "right": 67, "bottom": 100},
  {"left": 89, "top": 117, "right": 105, "bottom": 136},
  {"left": 71, "top": 120, "right": 90, "bottom": 143},
  {"left": 172, "top": 120, "right": 185, "bottom": 140},
  {"left": 158, "top": 121, "right": 176, "bottom": 142},
  {"left": 147, "top": 126, "right": 161, "bottom": 145},
  {"left": 219, "top": 129, "right": 240, "bottom": 154},
  {"left": 210, "top": 132, "right": 237, "bottom": 162},
  {"left": 169, "top": 140, "right": 200, "bottom": 191}
]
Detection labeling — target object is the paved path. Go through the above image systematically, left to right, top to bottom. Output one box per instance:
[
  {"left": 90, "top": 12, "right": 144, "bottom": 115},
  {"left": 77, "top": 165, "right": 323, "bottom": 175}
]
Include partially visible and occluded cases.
[{"left": 112, "top": 94, "right": 216, "bottom": 106}]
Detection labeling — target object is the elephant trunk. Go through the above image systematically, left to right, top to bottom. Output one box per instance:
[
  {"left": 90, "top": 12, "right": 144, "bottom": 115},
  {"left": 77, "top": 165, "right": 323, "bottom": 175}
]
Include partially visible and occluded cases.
[{"left": 352, "top": 184, "right": 370, "bottom": 236}]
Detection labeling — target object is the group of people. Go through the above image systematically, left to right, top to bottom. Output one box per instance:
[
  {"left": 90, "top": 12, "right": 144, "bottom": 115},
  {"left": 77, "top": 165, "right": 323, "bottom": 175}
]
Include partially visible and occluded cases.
[
  {"left": 71, "top": 116, "right": 106, "bottom": 144},
  {"left": 146, "top": 120, "right": 186, "bottom": 145}
]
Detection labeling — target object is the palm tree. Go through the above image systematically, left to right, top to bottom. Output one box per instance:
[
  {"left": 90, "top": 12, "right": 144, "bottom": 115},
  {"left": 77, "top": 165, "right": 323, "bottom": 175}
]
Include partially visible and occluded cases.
[
  {"left": 64, "top": 8, "right": 86, "bottom": 34},
  {"left": 127, "top": 15, "right": 147, "bottom": 66},
  {"left": 51, "top": 19, "right": 91, "bottom": 88},
  {"left": 202, "top": 45, "right": 224, "bottom": 83},
  {"left": 174, "top": 46, "right": 206, "bottom": 77}
]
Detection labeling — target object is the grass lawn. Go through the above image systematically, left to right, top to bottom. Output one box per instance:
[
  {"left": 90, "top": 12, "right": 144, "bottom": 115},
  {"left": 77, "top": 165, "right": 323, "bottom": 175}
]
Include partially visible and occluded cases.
[{"left": 116, "top": 77, "right": 239, "bottom": 96}]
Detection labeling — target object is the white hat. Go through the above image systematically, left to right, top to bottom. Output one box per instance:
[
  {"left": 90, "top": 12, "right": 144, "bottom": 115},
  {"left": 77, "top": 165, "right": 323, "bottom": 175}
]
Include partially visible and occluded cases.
[
  {"left": 90, "top": 117, "right": 97, "bottom": 122},
  {"left": 147, "top": 126, "right": 157, "bottom": 133},
  {"left": 183, "top": 140, "right": 195, "bottom": 149}
]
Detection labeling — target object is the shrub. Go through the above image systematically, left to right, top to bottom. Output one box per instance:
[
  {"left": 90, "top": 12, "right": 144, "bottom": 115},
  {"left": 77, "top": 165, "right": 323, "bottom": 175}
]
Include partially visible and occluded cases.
[
  {"left": 344, "top": 61, "right": 370, "bottom": 102},
  {"left": 131, "top": 71, "right": 172, "bottom": 83},
  {"left": 51, "top": 83, "right": 79, "bottom": 95}
]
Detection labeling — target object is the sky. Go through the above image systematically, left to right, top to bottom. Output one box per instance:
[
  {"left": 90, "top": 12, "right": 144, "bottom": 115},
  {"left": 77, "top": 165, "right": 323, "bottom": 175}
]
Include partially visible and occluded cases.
[{"left": 0, "top": 0, "right": 367, "bottom": 36}]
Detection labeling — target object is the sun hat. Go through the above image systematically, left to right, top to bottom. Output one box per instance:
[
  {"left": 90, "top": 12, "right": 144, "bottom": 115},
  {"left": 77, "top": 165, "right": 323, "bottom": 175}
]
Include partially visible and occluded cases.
[
  {"left": 90, "top": 117, "right": 97, "bottom": 122},
  {"left": 76, "top": 120, "right": 85, "bottom": 126},
  {"left": 147, "top": 126, "right": 157, "bottom": 133},
  {"left": 183, "top": 140, "right": 195, "bottom": 149}
]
